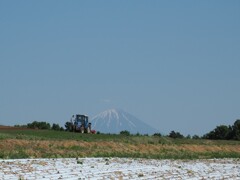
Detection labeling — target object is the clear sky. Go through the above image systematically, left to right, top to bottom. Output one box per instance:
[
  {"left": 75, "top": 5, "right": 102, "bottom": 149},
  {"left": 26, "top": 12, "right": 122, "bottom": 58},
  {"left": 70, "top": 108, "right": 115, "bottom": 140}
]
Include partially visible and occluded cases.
[{"left": 0, "top": 1, "right": 239, "bottom": 136}]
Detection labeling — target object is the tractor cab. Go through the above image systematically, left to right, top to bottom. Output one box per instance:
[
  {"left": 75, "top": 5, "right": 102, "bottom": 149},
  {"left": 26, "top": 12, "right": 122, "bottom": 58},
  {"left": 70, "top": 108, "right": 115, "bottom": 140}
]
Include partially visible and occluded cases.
[{"left": 71, "top": 114, "right": 91, "bottom": 133}]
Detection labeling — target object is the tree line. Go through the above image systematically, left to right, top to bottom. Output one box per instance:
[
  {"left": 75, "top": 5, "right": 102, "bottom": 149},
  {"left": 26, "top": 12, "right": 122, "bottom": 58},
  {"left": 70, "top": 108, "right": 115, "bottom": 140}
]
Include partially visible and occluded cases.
[
  {"left": 14, "top": 119, "right": 240, "bottom": 141},
  {"left": 119, "top": 119, "right": 240, "bottom": 141},
  {"left": 165, "top": 119, "right": 240, "bottom": 140},
  {"left": 203, "top": 119, "right": 240, "bottom": 140},
  {"left": 14, "top": 121, "right": 64, "bottom": 131},
  {"left": 15, "top": 121, "right": 81, "bottom": 131}
]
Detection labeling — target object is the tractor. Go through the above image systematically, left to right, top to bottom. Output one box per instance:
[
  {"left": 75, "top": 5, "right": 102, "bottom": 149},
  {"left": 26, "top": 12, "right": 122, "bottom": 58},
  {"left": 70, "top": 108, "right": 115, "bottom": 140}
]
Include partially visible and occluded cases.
[{"left": 70, "top": 114, "right": 95, "bottom": 133}]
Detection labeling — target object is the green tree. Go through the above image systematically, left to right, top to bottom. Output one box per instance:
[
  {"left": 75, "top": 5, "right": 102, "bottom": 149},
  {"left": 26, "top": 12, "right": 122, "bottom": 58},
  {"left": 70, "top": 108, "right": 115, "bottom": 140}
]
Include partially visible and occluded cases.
[
  {"left": 231, "top": 119, "right": 240, "bottom": 140},
  {"left": 27, "top": 121, "right": 50, "bottom": 130},
  {"left": 27, "top": 121, "right": 38, "bottom": 129},
  {"left": 38, "top": 122, "right": 51, "bottom": 129},
  {"left": 65, "top": 122, "right": 73, "bottom": 131},
  {"left": 52, "top": 123, "right": 61, "bottom": 131},
  {"left": 14, "top": 124, "right": 27, "bottom": 128},
  {"left": 203, "top": 125, "right": 231, "bottom": 140},
  {"left": 215, "top": 125, "right": 231, "bottom": 140},
  {"left": 120, "top": 130, "right": 130, "bottom": 136},
  {"left": 168, "top": 131, "right": 184, "bottom": 139},
  {"left": 153, "top": 133, "right": 162, "bottom": 137},
  {"left": 186, "top": 134, "right": 191, "bottom": 139},
  {"left": 192, "top": 135, "right": 200, "bottom": 139}
]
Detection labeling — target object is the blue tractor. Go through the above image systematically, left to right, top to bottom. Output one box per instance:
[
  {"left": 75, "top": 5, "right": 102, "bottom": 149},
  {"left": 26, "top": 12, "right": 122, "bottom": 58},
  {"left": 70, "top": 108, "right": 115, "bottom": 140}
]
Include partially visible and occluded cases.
[{"left": 70, "top": 114, "right": 92, "bottom": 133}]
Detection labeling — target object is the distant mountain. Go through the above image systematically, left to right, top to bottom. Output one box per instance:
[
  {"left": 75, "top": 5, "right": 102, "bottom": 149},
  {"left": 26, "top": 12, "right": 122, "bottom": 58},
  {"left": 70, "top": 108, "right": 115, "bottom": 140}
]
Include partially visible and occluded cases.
[{"left": 91, "top": 108, "right": 158, "bottom": 134}]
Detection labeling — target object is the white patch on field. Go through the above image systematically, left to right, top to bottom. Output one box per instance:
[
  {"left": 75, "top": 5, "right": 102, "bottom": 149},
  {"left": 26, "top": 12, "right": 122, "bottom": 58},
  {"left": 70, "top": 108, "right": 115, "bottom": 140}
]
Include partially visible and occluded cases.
[{"left": 0, "top": 158, "right": 239, "bottom": 180}]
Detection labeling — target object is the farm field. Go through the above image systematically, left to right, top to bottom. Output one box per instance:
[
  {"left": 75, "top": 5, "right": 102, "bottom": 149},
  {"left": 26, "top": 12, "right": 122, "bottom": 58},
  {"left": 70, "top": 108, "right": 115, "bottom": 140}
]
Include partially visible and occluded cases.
[
  {"left": 0, "top": 127, "right": 240, "bottom": 159},
  {"left": 1, "top": 127, "right": 240, "bottom": 179},
  {"left": 1, "top": 158, "right": 240, "bottom": 179}
]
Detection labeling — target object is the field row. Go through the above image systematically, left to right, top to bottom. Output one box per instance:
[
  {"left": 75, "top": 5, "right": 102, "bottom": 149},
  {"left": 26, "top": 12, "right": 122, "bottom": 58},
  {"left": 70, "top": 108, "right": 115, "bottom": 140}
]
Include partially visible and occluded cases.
[
  {"left": 1, "top": 129, "right": 240, "bottom": 159},
  {"left": 0, "top": 139, "right": 240, "bottom": 159},
  {"left": 1, "top": 158, "right": 240, "bottom": 179}
]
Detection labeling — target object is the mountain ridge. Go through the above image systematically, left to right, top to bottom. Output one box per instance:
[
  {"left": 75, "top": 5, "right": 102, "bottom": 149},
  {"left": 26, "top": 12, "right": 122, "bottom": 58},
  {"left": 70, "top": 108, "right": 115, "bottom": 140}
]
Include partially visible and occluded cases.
[{"left": 91, "top": 108, "right": 158, "bottom": 134}]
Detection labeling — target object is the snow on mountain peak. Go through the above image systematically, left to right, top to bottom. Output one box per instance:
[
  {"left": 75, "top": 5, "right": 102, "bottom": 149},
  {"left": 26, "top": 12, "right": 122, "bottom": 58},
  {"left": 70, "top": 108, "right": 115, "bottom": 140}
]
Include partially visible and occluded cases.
[
  {"left": 91, "top": 108, "right": 158, "bottom": 134},
  {"left": 95, "top": 108, "right": 121, "bottom": 120}
]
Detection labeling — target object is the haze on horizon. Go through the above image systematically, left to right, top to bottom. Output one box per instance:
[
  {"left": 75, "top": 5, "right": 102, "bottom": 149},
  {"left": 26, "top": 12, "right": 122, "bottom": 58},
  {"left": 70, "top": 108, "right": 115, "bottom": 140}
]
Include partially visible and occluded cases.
[{"left": 0, "top": 1, "right": 239, "bottom": 136}]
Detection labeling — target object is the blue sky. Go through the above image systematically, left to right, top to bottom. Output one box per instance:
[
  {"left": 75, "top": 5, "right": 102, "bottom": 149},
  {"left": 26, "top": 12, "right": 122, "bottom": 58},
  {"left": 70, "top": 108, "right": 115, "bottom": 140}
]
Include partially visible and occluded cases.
[{"left": 0, "top": 1, "right": 239, "bottom": 135}]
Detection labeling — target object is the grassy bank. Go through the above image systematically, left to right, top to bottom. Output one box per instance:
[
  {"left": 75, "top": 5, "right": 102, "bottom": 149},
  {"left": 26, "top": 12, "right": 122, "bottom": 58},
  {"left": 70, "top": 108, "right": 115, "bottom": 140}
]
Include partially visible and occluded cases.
[{"left": 0, "top": 129, "right": 240, "bottom": 159}]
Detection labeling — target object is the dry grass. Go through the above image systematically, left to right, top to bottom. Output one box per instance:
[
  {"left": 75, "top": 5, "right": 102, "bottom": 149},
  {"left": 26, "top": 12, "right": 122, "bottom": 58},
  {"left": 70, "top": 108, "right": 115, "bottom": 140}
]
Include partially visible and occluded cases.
[
  {"left": 0, "top": 129, "right": 239, "bottom": 159},
  {"left": 1, "top": 139, "right": 240, "bottom": 159},
  {"left": 180, "top": 144, "right": 240, "bottom": 153}
]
